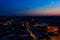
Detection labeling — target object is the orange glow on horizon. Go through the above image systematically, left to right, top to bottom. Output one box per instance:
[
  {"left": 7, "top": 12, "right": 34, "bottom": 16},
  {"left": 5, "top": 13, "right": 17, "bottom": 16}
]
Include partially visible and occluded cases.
[{"left": 31, "top": 10, "right": 60, "bottom": 16}]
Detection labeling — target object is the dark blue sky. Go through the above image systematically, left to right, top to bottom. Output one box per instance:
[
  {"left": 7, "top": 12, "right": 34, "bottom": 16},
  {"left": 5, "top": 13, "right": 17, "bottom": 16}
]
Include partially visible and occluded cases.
[{"left": 0, "top": 0, "right": 60, "bottom": 16}]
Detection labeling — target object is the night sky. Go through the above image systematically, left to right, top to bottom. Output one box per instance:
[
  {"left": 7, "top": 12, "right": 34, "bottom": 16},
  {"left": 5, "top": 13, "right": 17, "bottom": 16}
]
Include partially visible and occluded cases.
[{"left": 0, "top": 0, "right": 60, "bottom": 16}]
